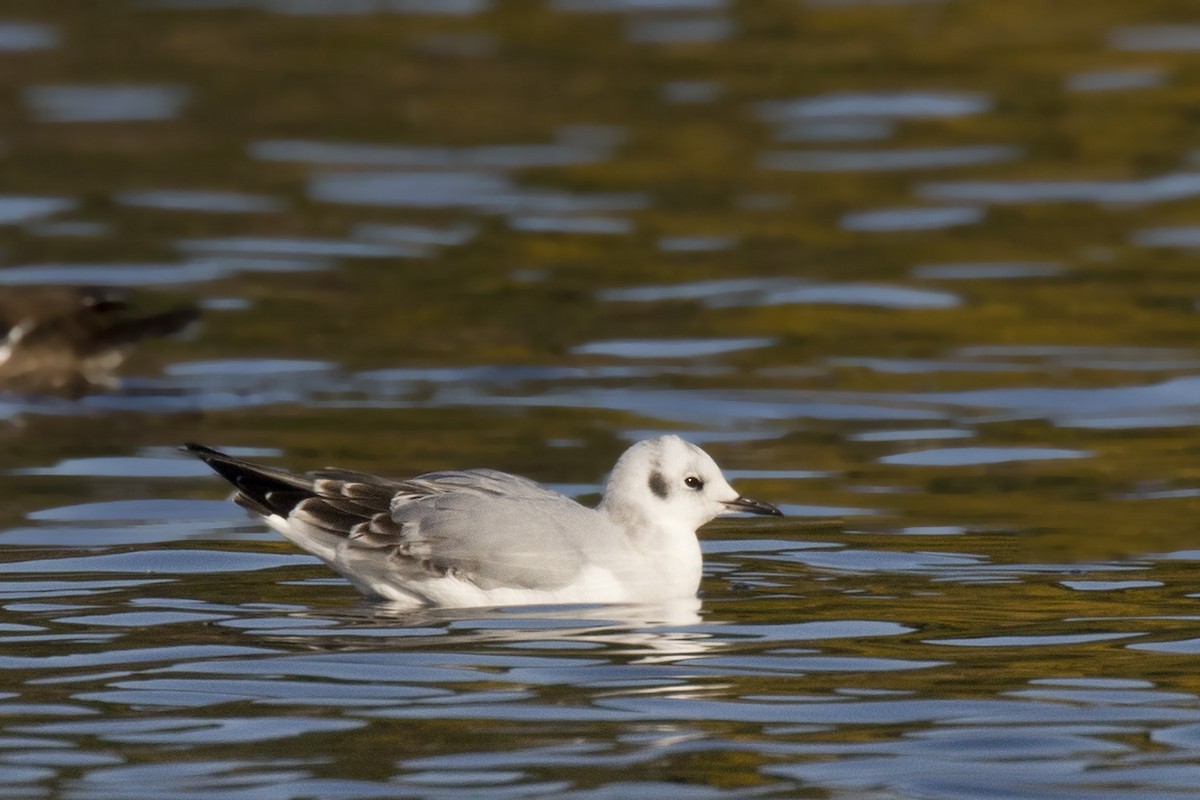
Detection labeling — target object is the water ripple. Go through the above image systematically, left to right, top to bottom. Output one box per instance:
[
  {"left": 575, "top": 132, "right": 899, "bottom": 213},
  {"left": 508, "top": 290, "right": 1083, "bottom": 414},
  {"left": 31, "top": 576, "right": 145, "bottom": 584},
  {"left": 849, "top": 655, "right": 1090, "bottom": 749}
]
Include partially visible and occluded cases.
[
  {"left": 0, "top": 20, "right": 58, "bottom": 51},
  {"left": 25, "top": 84, "right": 189, "bottom": 123},
  {"left": 757, "top": 91, "right": 991, "bottom": 121},
  {"left": 761, "top": 144, "right": 1019, "bottom": 172},
  {"left": 919, "top": 172, "right": 1200, "bottom": 206},
  {"left": 840, "top": 206, "right": 984, "bottom": 231}
]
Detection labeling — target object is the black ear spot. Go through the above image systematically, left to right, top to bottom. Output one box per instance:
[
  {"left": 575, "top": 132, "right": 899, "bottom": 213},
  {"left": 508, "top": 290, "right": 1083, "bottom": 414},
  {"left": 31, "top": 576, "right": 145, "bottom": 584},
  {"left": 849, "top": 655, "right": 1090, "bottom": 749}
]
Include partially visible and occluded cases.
[{"left": 648, "top": 471, "right": 669, "bottom": 499}]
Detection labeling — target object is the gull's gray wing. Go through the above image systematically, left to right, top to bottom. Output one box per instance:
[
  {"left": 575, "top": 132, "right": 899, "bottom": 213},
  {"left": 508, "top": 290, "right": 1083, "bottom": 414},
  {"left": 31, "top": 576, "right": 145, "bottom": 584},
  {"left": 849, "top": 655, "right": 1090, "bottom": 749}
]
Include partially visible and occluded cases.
[
  {"left": 185, "top": 445, "right": 597, "bottom": 596},
  {"left": 385, "top": 468, "right": 567, "bottom": 507},
  {"left": 332, "top": 469, "right": 600, "bottom": 592}
]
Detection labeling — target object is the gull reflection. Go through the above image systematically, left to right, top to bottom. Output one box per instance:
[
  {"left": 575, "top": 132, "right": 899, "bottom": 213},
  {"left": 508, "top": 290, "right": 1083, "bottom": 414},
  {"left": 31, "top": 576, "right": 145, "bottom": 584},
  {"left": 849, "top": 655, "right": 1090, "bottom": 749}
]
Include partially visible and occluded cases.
[{"left": 256, "top": 596, "right": 726, "bottom": 663}]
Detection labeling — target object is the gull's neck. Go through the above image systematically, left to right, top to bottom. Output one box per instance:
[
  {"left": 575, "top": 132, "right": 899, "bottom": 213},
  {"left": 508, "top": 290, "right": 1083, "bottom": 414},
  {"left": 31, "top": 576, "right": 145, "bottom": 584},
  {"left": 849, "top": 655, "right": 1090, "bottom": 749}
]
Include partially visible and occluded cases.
[
  {"left": 596, "top": 492, "right": 653, "bottom": 533},
  {"left": 596, "top": 499, "right": 704, "bottom": 600}
]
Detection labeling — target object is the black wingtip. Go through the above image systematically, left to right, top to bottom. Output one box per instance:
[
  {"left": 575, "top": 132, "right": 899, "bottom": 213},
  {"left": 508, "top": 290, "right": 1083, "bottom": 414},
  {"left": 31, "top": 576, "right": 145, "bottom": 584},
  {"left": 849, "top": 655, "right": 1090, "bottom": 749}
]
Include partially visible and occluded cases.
[
  {"left": 181, "top": 442, "right": 232, "bottom": 468},
  {"left": 182, "top": 442, "right": 220, "bottom": 459},
  {"left": 182, "top": 442, "right": 253, "bottom": 487},
  {"left": 183, "top": 442, "right": 315, "bottom": 519}
]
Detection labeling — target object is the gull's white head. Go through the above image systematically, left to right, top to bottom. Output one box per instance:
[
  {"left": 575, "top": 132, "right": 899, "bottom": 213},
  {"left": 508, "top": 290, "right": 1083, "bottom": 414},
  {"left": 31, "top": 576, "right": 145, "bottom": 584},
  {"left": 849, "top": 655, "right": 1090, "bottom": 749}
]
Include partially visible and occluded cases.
[{"left": 599, "top": 435, "right": 782, "bottom": 531}]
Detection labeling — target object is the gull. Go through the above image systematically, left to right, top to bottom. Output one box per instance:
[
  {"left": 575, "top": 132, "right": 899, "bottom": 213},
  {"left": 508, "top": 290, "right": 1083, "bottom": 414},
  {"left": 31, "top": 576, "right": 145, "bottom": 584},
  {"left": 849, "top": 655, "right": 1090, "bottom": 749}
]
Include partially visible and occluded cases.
[
  {"left": 0, "top": 286, "right": 198, "bottom": 396},
  {"left": 185, "top": 435, "right": 782, "bottom": 608}
]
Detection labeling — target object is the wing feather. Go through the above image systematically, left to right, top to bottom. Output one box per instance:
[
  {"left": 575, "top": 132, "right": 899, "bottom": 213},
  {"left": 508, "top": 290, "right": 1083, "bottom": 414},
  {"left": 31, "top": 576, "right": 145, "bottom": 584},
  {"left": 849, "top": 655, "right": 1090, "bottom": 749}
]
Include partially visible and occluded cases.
[{"left": 185, "top": 444, "right": 594, "bottom": 596}]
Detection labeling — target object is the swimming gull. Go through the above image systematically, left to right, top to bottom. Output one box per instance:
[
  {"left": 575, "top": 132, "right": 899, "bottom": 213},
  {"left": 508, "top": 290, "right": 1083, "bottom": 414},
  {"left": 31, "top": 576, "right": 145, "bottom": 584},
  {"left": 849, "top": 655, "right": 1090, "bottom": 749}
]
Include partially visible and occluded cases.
[{"left": 184, "top": 435, "right": 781, "bottom": 608}]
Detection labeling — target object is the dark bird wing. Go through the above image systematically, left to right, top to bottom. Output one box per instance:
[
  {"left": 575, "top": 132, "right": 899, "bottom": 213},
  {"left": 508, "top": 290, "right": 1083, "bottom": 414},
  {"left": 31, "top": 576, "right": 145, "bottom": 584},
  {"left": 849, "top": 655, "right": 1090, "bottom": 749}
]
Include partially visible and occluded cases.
[{"left": 0, "top": 287, "right": 198, "bottom": 395}]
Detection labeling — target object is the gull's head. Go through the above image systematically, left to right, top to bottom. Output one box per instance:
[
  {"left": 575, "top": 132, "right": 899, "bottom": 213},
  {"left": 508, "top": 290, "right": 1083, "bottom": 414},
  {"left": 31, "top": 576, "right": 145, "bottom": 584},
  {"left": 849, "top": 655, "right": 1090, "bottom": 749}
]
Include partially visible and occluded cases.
[{"left": 600, "top": 435, "right": 782, "bottom": 531}]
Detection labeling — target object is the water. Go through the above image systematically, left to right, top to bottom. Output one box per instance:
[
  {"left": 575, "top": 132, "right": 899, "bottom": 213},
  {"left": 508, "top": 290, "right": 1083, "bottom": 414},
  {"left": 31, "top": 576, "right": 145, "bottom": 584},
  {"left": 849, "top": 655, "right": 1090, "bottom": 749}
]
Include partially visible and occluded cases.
[{"left": 2, "top": 0, "right": 1200, "bottom": 797}]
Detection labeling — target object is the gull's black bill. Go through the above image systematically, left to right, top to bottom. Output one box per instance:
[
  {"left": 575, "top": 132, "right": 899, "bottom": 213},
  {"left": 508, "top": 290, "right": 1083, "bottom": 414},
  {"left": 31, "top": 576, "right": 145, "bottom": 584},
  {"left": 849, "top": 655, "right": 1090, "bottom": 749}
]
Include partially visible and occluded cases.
[{"left": 723, "top": 495, "right": 783, "bottom": 517}]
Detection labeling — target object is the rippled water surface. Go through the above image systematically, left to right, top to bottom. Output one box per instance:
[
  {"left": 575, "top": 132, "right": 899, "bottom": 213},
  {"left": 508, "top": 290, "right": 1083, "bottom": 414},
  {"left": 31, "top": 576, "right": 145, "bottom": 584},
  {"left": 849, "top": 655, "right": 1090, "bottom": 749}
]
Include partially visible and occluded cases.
[{"left": 3, "top": 1, "right": 1200, "bottom": 798}]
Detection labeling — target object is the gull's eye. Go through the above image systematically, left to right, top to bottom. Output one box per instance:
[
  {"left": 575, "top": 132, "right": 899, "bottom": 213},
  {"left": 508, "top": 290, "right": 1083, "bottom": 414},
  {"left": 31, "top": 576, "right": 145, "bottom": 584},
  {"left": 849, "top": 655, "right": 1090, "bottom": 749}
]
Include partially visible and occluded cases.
[{"left": 684, "top": 476, "right": 704, "bottom": 491}]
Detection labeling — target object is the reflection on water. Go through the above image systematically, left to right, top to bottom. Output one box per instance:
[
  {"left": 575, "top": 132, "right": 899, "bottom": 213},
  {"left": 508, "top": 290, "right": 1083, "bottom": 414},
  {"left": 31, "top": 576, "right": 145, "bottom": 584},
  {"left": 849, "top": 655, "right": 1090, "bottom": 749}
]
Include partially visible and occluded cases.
[
  {"left": 2, "top": 0, "right": 1200, "bottom": 798},
  {"left": 150, "top": 0, "right": 491, "bottom": 13},
  {"left": 0, "top": 20, "right": 58, "bottom": 51},
  {"left": 1111, "top": 24, "right": 1200, "bottom": 52},
  {"left": 1065, "top": 67, "right": 1166, "bottom": 93},
  {"left": 25, "top": 84, "right": 190, "bottom": 123},
  {"left": 755, "top": 90, "right": 991, "bottom": 121},
  {"left": 252, "top": 134, "right": 620, "bottom": 168},
  {"left": 761, "top": 144, "right": 1020, "bottom": 173},
  {"left": 310, "top": 169, "right": 647, "bottom": 214},
  {"left": 919, "top": 172, "right": 1200, "bottom": 206},
  {"left": 115, "top": 190, "right": 285, "bottom": 214},
  {"left": 0, "top": 196, "right": 74, "bottom": 225},
  {"left": 840, "top": 204, "right": 985, "bottom": 231},
  {"left": 0, "top": 259, "right": 320, "bottom": 287},
  {"left": 912, "top": 260, "right": 1065, "bottom": 280},
  {"left": 599, "top": 277, "right": 960, "bottom": 308},
  {"left": 572, "top": 337, "right": 774, "bottom": 358}
]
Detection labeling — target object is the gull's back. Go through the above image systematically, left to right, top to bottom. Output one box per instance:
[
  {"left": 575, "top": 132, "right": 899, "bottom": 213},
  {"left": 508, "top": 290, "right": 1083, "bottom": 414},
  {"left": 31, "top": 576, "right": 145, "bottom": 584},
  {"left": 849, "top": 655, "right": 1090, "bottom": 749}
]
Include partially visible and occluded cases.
[
  {"left": 186, "top": 445, "right": 627, "bottom": 607},
  {"left": 343, "top": 468, "right": 617, "bottom": 601}
]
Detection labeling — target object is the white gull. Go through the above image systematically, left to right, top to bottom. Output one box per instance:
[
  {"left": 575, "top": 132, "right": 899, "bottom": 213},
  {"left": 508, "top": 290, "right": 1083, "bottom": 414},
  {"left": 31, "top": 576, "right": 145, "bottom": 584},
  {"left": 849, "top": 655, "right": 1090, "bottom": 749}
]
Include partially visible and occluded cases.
[{"left": 185, "top": 435, "right": 781, "bottom": 608}]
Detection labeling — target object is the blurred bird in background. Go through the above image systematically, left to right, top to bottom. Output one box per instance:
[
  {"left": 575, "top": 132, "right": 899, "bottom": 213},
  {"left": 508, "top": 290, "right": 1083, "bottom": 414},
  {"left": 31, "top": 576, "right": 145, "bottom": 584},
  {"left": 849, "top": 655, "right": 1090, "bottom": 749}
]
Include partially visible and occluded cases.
[{"left": 0, "top": 287, "right": 199, "bottom": 397}]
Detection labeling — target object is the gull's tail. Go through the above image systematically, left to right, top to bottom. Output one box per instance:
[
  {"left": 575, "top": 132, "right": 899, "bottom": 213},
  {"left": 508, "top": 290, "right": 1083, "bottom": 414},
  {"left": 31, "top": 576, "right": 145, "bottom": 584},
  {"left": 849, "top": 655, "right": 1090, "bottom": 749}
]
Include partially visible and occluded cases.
[
  {"left": 182, "top": 443, "right": 314, "bottom": 518},
  {"left": 184, "top": 443, "right": 408, "bottom": 597}
]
